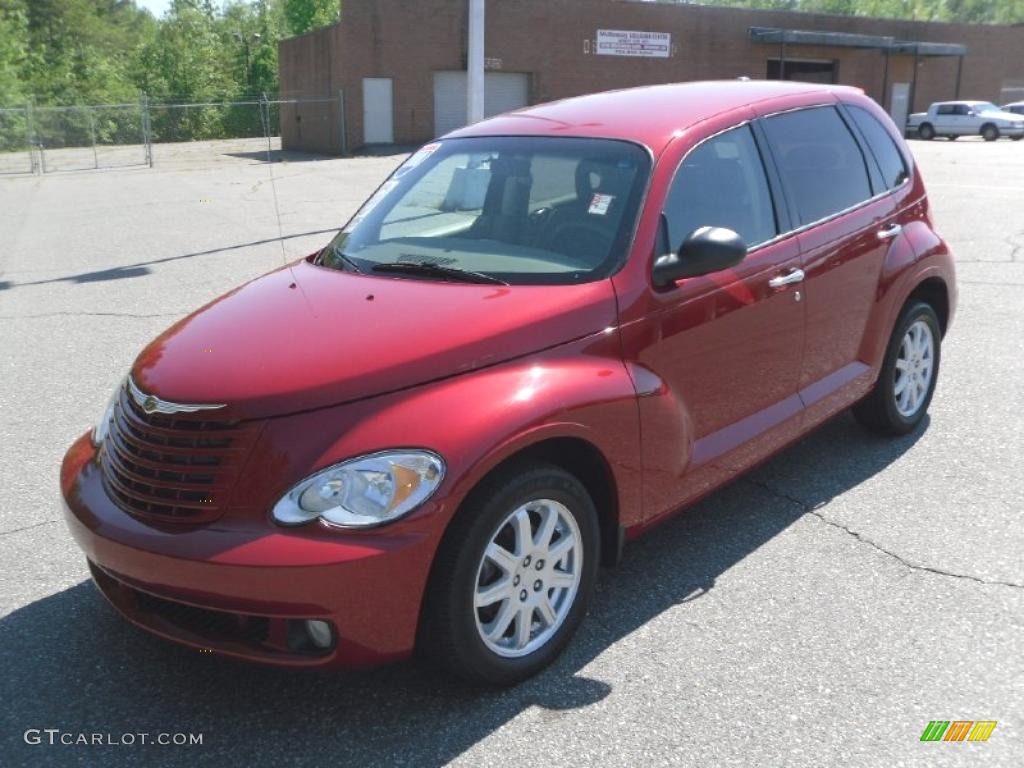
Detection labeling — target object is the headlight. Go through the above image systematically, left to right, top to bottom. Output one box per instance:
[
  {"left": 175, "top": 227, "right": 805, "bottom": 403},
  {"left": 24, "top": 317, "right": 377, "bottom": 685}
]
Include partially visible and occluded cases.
[
  {"left": 91, "top": 379, "right": 125, "bottom": 446},
  {"left": 272, "top": 450, "right": 445, "bottom": 529}
]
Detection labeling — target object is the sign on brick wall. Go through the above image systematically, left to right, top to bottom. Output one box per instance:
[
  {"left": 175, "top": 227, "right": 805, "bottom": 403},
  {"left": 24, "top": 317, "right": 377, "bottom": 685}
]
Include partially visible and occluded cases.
[{"left": 596, "top": 29, "right": 671, "bottom": 58}]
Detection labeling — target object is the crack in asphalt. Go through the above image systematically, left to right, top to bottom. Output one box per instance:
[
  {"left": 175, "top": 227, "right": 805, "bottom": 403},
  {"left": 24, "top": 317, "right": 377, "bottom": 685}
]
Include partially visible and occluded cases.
[
  {"left": 1005, "top": 229, "right": 1024, "bottom": 262},
  {"left": 0, "top": 310, "right": 186, "bottom": 320},
  {"left": 743, "top": 478, "right": 1024, "bottom": 589},
  {"left": 0, "top": 520, "right": 57, "bottom": 538}
]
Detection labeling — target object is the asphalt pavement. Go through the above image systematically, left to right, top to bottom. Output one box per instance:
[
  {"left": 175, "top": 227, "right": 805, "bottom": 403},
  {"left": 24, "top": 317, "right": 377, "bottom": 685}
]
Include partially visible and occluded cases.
[{"left": 0, "top": 136, "right": 1021, "bottom": 767}]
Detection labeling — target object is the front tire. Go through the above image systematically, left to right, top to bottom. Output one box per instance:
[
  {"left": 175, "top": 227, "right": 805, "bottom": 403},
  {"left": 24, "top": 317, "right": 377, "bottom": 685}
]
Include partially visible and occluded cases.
[
  {"left": 918, "top": 123, "right": 935, "bottom": 140},
  {"left": 981, "top": 124, "right": 999, "bottom": 141},
  {"left": 853, "top": 301, "right": 942, "bottom": 436},
  {"left": 419, "top": 462, "right": 600, "bottom": 686}
]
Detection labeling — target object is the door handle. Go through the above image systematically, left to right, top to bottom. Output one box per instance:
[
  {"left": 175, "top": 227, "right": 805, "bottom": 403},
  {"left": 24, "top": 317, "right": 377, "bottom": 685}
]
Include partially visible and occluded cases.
[
  {"left": 877, "top": 223, "right": 903, "bottom": 241},
  {"left": 768, "top": 268, "right": 805, "bottom": 289}
]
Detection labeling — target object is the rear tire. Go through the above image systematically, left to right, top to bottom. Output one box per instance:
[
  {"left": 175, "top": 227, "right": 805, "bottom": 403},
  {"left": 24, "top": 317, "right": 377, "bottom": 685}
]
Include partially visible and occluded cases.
[
  {"left": 918, "top": 123, "right": 935, "bottom": 140},
  {"left": 981, "top": 124, "right": 999, "bottom": 141},
  {"left": 1011, "top": 134, "right": 1023, "bottom": 141},
  {"left": 947, "top": 135, "right": 958, "bottom": 141},
  {"left": 853, "top": 301, "right": 941, "bottom": 436},
  {"left": 419, "top": 462, "right": 600, "bottom": 686}
]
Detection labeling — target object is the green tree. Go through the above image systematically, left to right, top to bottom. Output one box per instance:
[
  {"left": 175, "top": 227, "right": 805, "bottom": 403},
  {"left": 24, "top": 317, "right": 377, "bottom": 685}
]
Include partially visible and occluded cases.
[
  {"left": 282, "top": 0, "right": 338, "bottom": 36},
  {"left": 0, "top": 1, "right": 29, "bottom": 106}
]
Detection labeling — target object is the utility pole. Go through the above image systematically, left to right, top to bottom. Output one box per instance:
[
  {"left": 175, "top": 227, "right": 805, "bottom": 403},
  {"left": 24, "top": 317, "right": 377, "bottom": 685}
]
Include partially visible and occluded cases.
[
  {"left": 467, "top": 0, "right": 485, "bottom": 125},
  {"left": 235, "top": 31, "right": 262, "bottom": 93}
]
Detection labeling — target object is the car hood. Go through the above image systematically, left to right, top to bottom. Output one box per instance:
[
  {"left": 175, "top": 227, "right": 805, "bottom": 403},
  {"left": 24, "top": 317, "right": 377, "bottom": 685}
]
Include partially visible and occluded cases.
[{"left": 132, "top": 258, "right": 617, "bottom": 420}]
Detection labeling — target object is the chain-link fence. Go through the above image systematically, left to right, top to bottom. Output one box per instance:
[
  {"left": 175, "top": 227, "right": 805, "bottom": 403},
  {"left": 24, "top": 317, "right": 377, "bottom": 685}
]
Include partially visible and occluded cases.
[
  {"left": 0, "top": 94, "right": 343, "bottom": 174},
  {"left": 33, "top": 102, "right": 149, "bottom": 172},
  {"left": 0, "top": 107, "right": 34, "bottom": 174}
]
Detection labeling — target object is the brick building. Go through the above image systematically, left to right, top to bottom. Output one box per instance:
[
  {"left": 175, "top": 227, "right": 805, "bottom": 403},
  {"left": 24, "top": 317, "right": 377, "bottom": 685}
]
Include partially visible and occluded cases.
[{"left": 278, "top": 0, "right": 1024, "bottom": 154}]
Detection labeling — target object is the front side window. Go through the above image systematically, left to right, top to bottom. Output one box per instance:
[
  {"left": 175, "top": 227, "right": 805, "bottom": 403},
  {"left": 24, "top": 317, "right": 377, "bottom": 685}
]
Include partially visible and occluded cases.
[
  {"left": 762, "top": 106, "right": 872, "bottom": 225},
  {"left": 848, "top": 106, "right": 909, "bottom": 190},
  {"left": 663, "top": 125, "right": 777, "bottom": 253},
  {"left": 321, "top": 137, "right": 650, "bottom": 285}
]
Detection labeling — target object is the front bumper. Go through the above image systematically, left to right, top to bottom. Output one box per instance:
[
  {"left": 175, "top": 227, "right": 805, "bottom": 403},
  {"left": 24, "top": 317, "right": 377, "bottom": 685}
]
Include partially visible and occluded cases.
[{"left": 61, "top": 434, "right": 440, "bottom": 668}]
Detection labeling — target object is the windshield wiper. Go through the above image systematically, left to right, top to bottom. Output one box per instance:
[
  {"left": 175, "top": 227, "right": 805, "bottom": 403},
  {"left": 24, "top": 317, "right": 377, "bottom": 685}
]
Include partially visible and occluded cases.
[
  {"left": 321, "top": 245, "right": 363, "bottom": 273},
  {"left": 371, "top": 261, "right": 508, "bottom": 285}
]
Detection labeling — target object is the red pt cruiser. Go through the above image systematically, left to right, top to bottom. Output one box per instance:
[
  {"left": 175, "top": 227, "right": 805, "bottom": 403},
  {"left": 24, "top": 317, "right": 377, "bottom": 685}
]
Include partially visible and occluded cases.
[{"left": 62, "top": 81, "right": 956, "bottom": 685}]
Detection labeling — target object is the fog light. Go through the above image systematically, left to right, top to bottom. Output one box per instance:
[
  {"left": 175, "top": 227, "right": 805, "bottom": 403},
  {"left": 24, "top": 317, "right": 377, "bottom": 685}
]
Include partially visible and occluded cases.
[{"left": 305, "top": 620, "right": 334, "bottom": 649}]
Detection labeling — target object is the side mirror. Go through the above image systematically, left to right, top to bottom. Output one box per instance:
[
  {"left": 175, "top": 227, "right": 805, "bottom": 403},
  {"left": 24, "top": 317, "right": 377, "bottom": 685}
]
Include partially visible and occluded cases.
[{"left": 652, "top": 226, "right": 747, "bottom": 288}]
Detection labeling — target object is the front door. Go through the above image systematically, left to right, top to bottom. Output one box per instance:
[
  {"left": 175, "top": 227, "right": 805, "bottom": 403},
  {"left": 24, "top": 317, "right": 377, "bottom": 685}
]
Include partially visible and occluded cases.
[{"left": 620, "top": 124, "right": 806, "bottom": 523}]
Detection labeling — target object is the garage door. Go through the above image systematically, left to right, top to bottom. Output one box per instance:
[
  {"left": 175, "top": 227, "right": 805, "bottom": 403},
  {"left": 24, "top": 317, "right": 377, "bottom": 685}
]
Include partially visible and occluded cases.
[{"left": 433, "top": 71, "right": 529, "bottom": 138}]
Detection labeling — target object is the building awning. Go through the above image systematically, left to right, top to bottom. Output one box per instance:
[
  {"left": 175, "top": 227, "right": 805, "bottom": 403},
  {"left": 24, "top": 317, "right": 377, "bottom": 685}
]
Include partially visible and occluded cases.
[{"left": 749, "top": 27, "right": 966, "bottom": 57}]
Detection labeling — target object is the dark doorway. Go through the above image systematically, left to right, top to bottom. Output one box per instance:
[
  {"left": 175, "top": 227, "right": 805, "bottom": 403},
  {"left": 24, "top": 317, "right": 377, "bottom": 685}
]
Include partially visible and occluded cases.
[{"left": 767, "top": 58, "right": 838, "bottom": 84}]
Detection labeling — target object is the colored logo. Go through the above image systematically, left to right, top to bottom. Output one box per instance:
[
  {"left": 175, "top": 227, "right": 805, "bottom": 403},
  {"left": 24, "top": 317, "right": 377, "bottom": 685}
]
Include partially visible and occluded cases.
[{"left": 920, "top": 721, "right": 997, "bottom": 742}]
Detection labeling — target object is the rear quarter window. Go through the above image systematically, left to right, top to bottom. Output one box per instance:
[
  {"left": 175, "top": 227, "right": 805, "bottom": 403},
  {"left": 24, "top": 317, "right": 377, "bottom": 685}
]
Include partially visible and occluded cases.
[
  {"left": 847, "top": 105, "right": 909, "bottom": 190},
  {"left": 762, "top": 106, "right": 872, "bottom": 226}
]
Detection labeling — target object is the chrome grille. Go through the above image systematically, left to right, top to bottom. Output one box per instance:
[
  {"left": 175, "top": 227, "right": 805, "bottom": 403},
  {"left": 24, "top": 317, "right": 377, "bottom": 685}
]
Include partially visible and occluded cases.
[{"left": 100, "top": 385, "right": 256, "bottom": 523}]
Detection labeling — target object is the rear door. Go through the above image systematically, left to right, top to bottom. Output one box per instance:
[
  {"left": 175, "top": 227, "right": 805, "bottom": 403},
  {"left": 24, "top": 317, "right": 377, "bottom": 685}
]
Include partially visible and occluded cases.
[{"left": 759, "top": 104, "right": 894, "bottom": 420}]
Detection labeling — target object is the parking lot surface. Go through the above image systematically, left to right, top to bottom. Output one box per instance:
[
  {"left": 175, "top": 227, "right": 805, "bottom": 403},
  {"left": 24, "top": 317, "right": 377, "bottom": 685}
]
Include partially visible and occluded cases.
[{"left": 1, "top": 137, "right": 1021, "bottom": 767}]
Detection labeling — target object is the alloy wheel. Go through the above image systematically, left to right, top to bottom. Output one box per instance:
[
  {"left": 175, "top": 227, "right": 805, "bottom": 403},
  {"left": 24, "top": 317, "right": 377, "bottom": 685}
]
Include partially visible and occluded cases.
[
  {"left": 893, "top": 319, "right": 935, "bottom": 418},
  {"left": 473, "top": 499, "right": 583, "bottom": 658}
]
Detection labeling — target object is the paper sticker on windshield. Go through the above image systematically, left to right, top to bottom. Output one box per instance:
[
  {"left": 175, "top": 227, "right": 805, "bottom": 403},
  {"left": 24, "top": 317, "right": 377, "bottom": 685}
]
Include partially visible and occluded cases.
[
  {"left": 394, "top": 142, "right": 441, "bottom": 178},
  {"left": 343, "top": 180, "right": 399, "bottom": 232},
  {"left": 588, "top": 193, "right": 614, "bottom": 216}
]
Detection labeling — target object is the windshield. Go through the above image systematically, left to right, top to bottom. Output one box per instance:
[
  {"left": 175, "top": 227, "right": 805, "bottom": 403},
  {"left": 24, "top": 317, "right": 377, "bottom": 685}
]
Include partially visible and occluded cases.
[
  {"left": 974, "top": 102, "right": 1001, "bottom": 113},
  {"left": 321, "top": 136, "right": 651, "bottom": 285}
]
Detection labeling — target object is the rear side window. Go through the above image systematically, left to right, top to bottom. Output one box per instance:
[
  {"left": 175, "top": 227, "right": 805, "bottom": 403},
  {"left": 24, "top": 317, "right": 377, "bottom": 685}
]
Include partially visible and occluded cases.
[
  {"left": 762, "top": 106, "right": 872, "bottom": 225},
  {"left": 847, "top": 106, "right": 909, "bottom": 190},
  {"left": 663, "top": 125, "right": 777, "bottom": 251}
]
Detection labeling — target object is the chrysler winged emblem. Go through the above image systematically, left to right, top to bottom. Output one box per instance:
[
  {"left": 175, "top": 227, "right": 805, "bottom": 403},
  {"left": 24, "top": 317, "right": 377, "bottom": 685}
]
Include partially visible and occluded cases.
[{"left": 128, "top": 377, "right": 226, "bottom": 415}]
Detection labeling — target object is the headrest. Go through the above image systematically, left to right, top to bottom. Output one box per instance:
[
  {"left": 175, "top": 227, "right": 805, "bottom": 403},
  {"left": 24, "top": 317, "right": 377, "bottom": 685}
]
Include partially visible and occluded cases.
[{"left": 575, "top": 158, "right": 634, "bottom": 204}]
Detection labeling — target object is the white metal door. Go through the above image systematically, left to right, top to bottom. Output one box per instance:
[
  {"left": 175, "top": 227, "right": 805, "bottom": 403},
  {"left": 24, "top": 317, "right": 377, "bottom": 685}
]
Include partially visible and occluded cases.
[
  {"left": 433, "top": 71, "right": 529, "bottom": 138},
  {"left": 363, "top": 78, "right": 394, "bottom": 144},
  {"left": 889, "top": 83, "right": 910, "bottom": 135}
]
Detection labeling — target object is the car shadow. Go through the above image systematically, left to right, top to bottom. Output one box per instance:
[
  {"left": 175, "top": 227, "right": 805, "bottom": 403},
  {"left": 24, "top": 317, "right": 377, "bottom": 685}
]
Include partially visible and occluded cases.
[
  {"left": 224, "top": 149, "right": 335, "bottom": 163},
  {"left": 0, "top": 229, "right": 338, "bottom": 292},
  {"left": 0, "top": 413, "right": 926, "bottom": 766}
]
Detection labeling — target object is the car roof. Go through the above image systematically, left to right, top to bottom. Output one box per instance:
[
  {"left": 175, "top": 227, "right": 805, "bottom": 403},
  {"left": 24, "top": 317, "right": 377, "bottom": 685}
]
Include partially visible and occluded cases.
[
  {"left": 447, "top": 80, "right": 861, "bottom": 153},
  {"left": 1002, "top": 101, "right": 1024, "bottom": 107}
]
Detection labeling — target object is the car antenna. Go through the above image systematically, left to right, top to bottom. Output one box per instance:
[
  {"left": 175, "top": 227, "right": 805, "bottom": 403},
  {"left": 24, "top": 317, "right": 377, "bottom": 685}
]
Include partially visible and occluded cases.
[{"left": 260, "top": 93, "right": 316, "bottom": 312}]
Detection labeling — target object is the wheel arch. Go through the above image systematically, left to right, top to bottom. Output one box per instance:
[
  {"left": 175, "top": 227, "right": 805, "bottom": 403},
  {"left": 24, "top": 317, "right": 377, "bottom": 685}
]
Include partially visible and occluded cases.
[
  {"left": 906, "top": 276, "right": 950, "bottom": 337},
  {"left": 439, "top": 435, "right": 623, "bottom": 572}
]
